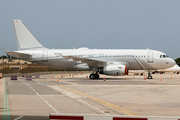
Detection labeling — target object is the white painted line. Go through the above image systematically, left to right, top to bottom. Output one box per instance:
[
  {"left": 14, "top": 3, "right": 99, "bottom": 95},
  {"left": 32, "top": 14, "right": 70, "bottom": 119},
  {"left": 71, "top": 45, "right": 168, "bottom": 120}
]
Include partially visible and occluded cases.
[
  {"left": 35, "top": 79, "right": 109, "bottom": 115},
  {"left": 20, "top": 80, "right": 59, "bottom": 114},
  {"left": 51, "top": 86, "right": 109, "bottom": 115},
  {"left": 72, "top": 95, "right": 109, "bottom": 115},
  {"left": 14, "top": 116, "right": 23, "bottom": 120}
]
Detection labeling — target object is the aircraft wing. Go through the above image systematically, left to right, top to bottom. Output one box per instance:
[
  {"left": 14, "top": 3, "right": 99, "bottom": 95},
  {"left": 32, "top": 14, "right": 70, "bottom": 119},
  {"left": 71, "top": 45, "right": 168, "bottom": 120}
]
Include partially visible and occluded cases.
[
  {"left": 6, "top": 51, "right": 32, "bottom": 58},
  {"left": 63, "top": 56, "right": 107, "bottom": 67}
]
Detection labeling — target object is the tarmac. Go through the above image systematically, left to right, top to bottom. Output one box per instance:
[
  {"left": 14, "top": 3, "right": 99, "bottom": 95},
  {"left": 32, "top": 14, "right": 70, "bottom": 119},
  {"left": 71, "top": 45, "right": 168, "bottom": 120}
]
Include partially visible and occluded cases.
[{"left": 0, "top": 72, "right": 180, "bottom": 120}]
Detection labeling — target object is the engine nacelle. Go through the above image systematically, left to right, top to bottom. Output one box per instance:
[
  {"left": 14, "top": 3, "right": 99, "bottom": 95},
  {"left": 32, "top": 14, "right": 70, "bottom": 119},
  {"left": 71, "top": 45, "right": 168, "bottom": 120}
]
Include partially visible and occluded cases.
[
  {"left": 74, "top": 63, "right": 90, "bottom": 71},
  {"left": 99, "top": 64, "right": 127, "bottom": 76}
]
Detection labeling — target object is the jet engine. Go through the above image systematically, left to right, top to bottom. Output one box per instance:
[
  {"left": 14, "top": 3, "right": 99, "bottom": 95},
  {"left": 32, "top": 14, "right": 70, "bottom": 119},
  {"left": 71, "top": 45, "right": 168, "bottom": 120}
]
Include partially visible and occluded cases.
[{"left": 99, "top": 64, "right": 128, "bottom": 76}]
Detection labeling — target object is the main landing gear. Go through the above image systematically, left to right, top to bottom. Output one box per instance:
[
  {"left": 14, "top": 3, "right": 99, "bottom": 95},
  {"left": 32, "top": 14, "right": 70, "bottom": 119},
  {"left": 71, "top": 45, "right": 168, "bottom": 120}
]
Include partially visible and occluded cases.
[
  {"left": 147, "top": 71, "right": 153, "bottom": 79},
  {"left": 89, "top": 73, "right": 99, "bottom": 80}
]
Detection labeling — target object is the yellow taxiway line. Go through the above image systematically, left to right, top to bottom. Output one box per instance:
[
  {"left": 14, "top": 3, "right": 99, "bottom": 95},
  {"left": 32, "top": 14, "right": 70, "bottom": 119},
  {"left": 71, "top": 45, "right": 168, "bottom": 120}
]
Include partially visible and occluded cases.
[{"left": 37, "top": 79, "right": 139, "bottom": 116}]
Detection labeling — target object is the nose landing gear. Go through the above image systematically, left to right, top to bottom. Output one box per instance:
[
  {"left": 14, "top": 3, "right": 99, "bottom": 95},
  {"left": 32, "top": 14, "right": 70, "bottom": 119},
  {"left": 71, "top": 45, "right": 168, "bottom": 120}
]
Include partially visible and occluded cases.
[{"left": 148, "top": 71, "right": 153, "bottom": 79}]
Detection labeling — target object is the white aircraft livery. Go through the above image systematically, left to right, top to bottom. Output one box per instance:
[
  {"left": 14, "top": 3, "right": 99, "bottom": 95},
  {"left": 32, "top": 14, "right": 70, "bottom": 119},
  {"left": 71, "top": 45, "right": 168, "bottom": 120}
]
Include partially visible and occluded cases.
[
  {"left": 6, "top": 20, "right": 176, "bottom": 79},
  {"left": 156, "top": 64, "right": 180, "bottom": 73}
]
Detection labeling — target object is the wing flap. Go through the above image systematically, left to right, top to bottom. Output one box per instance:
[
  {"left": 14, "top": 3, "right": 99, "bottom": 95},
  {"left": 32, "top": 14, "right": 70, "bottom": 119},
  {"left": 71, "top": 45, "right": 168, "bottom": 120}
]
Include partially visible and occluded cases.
[{"left": 6, "top": 51, "right": 32, "bottom": 58}]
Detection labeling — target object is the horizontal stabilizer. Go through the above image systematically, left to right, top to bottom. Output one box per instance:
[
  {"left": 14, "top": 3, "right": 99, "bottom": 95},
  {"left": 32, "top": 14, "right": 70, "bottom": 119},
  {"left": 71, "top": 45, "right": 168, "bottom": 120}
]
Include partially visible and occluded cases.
[{"left": 6, "top": 51, "right": 32, "bottom": 58}]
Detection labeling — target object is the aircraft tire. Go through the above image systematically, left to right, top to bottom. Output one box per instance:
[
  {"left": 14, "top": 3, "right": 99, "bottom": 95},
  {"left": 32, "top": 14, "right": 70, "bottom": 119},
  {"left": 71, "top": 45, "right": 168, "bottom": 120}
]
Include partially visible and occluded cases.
[
  {"left": 89, "top": 74, "right": 95, "bottom": 80},
  {"left": 89, "top": 74, "right": 99, "bottom": 79},
  {"left": 95, "top": 74, "right": 99, "bottom": 79},
  {"left": 148, "top": 75, "right": 153, "bottom": 79}
]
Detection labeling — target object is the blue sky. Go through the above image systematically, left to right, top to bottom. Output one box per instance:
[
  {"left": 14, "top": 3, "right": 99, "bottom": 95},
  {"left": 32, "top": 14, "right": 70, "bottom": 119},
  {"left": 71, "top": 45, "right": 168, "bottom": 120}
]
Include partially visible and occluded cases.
[{"left": 0, "top": 0, "right": 180, "bottom": 59}]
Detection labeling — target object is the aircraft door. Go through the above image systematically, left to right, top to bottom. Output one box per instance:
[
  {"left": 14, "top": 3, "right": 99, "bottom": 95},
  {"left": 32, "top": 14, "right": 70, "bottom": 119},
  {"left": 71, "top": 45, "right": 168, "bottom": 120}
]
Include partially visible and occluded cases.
[
  {"left": 42, "top": 51, "right": 48, "bottom": 62},
  {"left": 147, "top": 51, "right": 153, "bottom": 63}
]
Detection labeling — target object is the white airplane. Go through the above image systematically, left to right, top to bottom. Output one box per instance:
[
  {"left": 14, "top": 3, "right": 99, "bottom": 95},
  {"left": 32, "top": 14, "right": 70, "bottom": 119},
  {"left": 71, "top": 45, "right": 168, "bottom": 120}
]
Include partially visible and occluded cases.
[
  {"left": 6, "top": 20, "right": 175, "bottom": 79},
  {"left": 129, "top": 64, "right": 180, "bottom": 75},
  {"left": 156, "top": 64, "right": 180, "bottom": 74}
]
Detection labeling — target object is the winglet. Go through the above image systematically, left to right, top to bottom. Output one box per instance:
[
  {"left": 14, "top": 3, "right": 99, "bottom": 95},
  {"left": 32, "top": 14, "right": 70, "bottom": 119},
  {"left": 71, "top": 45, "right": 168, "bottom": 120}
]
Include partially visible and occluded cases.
[{"left": 12, "top": 20, "right": 46, "bottom": 50}]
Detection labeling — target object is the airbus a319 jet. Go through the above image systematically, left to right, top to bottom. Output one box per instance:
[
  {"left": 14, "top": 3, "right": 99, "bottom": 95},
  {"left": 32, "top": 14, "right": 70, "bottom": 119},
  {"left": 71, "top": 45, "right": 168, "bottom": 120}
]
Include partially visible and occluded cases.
[{"left": 6, "top": 20, "right": 175, "bottom": 79}]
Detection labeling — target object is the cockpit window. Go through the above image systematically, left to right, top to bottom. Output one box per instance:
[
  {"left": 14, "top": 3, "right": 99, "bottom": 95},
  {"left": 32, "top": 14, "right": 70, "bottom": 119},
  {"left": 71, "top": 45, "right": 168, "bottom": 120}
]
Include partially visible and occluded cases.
[{"left": 160, "top": 55, "right": 169, "bottom": 58}]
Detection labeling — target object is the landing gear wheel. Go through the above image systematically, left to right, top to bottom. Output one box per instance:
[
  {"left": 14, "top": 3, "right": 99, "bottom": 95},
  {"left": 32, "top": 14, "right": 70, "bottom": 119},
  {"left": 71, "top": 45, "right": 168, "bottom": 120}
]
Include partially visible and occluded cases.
[
  {"left": 148, "top": 71, "right": 153, "bottom": 79},
  {"left": 89, "top": 74, "right": 95, "bottom": 80},
  {"left": 89, "top": 74, "right": 99, "bottom": 80},
  {"left": 95, "top": 74, "right": 99, "bottom": 79},
  {"left": 148, "top": 75, "right": 153, "bottom": 79}
]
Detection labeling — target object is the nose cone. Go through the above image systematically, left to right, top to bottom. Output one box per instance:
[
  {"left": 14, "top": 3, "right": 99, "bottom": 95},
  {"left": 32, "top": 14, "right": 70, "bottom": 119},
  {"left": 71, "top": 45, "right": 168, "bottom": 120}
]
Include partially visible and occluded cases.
[
  {"left": 154, "top": 58, "right": 176, "bottom": 69},
  {"left": 168, "top": 58, "right": 176, "bottom": 68}
]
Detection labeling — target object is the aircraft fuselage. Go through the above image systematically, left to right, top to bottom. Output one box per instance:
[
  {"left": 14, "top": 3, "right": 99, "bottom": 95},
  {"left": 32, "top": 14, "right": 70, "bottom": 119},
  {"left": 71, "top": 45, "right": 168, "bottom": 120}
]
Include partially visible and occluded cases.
[{"left": 15, "top": 48, "right": 175, "bottom": 71}]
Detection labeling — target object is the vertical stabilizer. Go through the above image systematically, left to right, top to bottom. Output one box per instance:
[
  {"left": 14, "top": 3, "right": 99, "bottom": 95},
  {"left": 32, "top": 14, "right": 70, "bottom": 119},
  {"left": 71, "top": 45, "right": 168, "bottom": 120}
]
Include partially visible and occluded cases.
[{"left": 12, "top": 20, "right": 45, "bottom": 50}]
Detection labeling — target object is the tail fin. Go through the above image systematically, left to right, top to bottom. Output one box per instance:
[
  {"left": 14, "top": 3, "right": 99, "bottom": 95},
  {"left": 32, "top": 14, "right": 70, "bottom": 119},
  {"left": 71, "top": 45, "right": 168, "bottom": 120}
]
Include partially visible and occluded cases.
[{"left": 12, "top": 20, "right": 46, "bottom": 50}]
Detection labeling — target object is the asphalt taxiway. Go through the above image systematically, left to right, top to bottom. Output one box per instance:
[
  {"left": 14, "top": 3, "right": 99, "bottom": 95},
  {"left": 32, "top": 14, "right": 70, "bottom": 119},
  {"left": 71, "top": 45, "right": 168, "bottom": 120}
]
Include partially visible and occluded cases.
[{"left": 1, "top": 72, "right": 180, "bottom": 120}]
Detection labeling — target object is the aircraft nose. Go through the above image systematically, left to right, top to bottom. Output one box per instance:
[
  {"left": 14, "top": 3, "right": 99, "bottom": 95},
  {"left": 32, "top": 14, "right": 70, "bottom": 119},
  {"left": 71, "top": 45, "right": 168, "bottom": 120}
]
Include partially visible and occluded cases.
[{"left": 168, "top": 58, "right": 176, "bottom": 67}]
